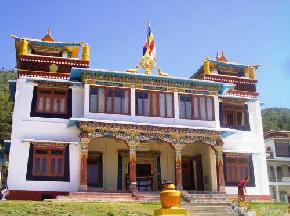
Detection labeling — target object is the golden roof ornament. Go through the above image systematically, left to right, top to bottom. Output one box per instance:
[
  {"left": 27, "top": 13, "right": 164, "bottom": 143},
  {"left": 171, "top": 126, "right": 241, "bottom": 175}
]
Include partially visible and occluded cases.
[{"left": 139, "top": 52, "right": 156, "bottom": 75}]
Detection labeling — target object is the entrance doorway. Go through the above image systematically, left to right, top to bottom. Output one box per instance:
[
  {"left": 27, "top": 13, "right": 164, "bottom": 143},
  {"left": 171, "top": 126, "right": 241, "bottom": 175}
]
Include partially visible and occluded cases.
[
  {"left": 87, "top": 152, "right": 103, "bottom": 187},
  {"left": 182, "top": 155, "right": 204, "bottom": 191},
  {"left": 136, "top": 164, "right": 152, "bottom": 191}
]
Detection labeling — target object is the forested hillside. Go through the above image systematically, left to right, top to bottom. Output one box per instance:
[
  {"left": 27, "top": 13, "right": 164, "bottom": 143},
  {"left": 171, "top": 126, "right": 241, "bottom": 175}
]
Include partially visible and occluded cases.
[
  {"left": 0, "top": 70, "right": 16, "bottom": 143},
  {"left": 262, "top": 108, "right": 290, "bottom": 132}
]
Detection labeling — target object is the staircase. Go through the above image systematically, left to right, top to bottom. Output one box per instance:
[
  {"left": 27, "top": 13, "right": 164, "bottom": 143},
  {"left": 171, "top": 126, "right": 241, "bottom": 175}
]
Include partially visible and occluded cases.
[
  {"left": 134, "top": 191, "right": 160, "bottom": 202},
  {"left": 182, "top": 191, "right": 229, "bottom": 204},
  {"left": 57, "top": 192, "right": 136, "bottom": 202},
  {"left": 182, "top": 202, "right": 236, "bottom": 216}
]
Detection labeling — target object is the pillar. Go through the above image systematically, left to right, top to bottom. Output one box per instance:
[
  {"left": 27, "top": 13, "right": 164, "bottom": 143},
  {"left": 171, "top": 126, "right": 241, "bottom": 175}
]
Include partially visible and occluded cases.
[
  {"left": 79, "top": 137, "right": 90, "bottom": 191},
  {"left": 127, "top": 141, "right": 139, "bottom": 192},
  {"left": 173, "top": 144, "right": 184, "bottom": 190},
  {"left": 215, "top": 145, "right": 225, "bottom": 192},
  {"left": 274, "top": 166, "right": 280, "bottom": 202}
]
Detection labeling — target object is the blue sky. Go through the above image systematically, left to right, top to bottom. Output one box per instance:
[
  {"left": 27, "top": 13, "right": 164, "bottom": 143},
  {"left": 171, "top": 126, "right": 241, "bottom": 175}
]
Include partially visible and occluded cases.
[{"left": 1, "top": 0, "right": 290, "bottom": 108}]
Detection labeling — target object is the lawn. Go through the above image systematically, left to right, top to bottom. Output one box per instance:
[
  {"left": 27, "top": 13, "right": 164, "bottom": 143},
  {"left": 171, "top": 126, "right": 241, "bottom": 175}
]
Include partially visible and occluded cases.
[
  {"left": 0, "top": 201, "right": 160, "bottom": 216},
  {"left": 251, "top": 202, "right": 289, "bottom": 216}
]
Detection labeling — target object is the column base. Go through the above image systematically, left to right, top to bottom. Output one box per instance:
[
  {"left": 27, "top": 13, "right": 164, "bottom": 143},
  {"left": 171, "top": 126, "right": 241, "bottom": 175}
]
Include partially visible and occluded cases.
[
  {"left": 129, "top": 182, "right": 137, "bottom": 192},
  {"left": 79, "top": 184, "right": 88, "bottom": 191},
  {"left": 176, "top": 184, "right": 183, "bottom": 191},
  {"left": 219, "top": 186, "right": 225, "bottom": 192}
]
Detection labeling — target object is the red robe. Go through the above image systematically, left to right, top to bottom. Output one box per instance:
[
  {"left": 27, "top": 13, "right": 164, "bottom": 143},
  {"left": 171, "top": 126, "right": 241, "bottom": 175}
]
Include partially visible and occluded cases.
[{"left": 238, "top": 179, "right": 248, "bottom": 201}]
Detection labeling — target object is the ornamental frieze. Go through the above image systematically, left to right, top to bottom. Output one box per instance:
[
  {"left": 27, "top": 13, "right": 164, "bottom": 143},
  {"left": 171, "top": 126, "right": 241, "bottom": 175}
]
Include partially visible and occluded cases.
[
  {"left": 81, "top": 72, "right": 220, "bottom": 94},
  {"left": 33, "top": 80, "right": 72, "bottom": 89},
  {"left": 80, "top": 121, "right": 221, "bottom": 146}
]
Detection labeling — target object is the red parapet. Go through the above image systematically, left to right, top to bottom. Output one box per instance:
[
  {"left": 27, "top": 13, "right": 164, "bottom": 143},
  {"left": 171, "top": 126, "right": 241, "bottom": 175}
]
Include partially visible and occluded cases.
[
  {"left": 19, "top": 55, "right": 89, "bottom": 68},
  {"left": 18, "top": 69, "right": 70, "bottom": 80},
  {"left": 205, "top": 74, "right": 257, "bottom": 84},
  {"left": 226, "top": 89, "right": 259, "bottom": 98}
]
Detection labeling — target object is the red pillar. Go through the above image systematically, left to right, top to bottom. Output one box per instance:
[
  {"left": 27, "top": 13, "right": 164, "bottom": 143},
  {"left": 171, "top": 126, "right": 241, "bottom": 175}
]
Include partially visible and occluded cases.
[
  {"left": 79, "top": 138, "right": 89, "bottom": 191},
  {"left": 127, "top": 141, "right": 138, "bottom": 192},
  {"left": 173, "top": 144, "right": 184, "bottom": 190},
  {"left": 216, "top": 146, "right": 225, "bottom": 192}
]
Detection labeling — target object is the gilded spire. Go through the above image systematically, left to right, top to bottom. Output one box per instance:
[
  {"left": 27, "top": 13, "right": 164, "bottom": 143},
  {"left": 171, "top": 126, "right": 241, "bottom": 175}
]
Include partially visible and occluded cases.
[
  {"left": 42, "top": 27, "right": 54, "bottom": 42},
  {"left": 216, "top": 50, "right": 227, "bottom": 62}
]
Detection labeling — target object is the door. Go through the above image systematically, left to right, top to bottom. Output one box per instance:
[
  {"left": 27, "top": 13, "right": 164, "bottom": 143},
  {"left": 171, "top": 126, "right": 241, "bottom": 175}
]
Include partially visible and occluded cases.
[
  {"left": 87, "top": 152, "right": 103, "bottom": 187},
  {"left": 182, "top": 158, "right": 195, "bottom": 190}
]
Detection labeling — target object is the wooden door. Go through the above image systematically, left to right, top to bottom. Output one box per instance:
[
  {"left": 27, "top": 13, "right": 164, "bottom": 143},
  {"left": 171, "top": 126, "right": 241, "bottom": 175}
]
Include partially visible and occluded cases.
[{"left": 182, "top": 158, "right": 195, "bottom": 190}]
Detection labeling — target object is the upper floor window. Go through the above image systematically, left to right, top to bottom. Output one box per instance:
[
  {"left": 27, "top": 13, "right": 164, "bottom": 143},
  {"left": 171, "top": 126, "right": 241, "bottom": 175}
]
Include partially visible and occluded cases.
[
  {"left": 89, "top": 86, "right": 130, "bottom": 115},
  {"left": 31, "top": 87, "right": 71, "bottom": 119},
  {"left": 135, "top": 90, "right": 174, "bottom": 118},
  {"left": 179, "top": 94, "right": 215, "bottom": 121},
  {"left": 220, "top": 103, "right": 250, "bottom": 130},
  {"left": 275, "top": 141, "right": 290, "bottom": 157}
]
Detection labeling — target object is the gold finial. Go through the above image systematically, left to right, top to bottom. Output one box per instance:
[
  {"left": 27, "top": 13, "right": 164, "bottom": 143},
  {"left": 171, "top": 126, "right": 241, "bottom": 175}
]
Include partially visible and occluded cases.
[
  {"left": 82, "top": 45, "right": 90, "bottom": 61},
  {"left": 216, "top": 50, "right": 227, "bottom": 62},
  {"left": 140, "top": 53, "right": 156, "bottom": 75},
  {"left": 203, "top": 57, "right": 211, "bottom": 75}
]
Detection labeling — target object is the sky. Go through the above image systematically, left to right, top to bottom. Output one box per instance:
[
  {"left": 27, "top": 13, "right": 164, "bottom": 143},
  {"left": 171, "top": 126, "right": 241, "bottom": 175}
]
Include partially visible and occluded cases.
[{"left": 1, "top": 0, "right": 290, "bottom": 108}]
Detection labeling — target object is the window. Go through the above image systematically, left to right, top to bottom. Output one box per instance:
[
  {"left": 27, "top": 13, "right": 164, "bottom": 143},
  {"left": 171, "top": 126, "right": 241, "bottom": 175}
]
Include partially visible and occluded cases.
[
  {"left": 89, "top": 86, "right": 130, "bottom": 115},
  {"left": 31, "top": 87, "right": 72, "bottom": 119},
  {"left": 135, "top": 90, "right": 174, "bottom": 118},
  {"left": 179, "top": 94, "right": 215, "bottom": 121},
  {"left": 220, "top": 103, "right": 250, "bottom": 130},
  {"left": 275, "top": 141, "right": 290, "bottom": 157},
  {"left": 26, "top": 144, "right": 70, "bottom": 181},
  {"left": 224, "top": 154, "right": 255, "bottom": 186}
]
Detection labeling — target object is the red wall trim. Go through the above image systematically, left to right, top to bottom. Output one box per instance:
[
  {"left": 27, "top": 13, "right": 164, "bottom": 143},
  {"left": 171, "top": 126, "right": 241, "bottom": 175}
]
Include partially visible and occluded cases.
[{"left": 8, "top": 190, "right": 69, "bottom": 201}]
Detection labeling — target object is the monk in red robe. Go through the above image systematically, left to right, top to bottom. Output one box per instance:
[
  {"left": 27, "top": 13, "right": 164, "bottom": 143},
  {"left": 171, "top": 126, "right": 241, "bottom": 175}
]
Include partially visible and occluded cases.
[{"left": 238, "top": 177, "right": 249, "bottom": 201}]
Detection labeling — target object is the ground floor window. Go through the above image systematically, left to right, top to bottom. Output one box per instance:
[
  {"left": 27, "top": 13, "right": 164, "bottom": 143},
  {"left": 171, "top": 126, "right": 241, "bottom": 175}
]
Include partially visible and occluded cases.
[
  {"left": 26, "top": 143, "right": 70, "bottom": 181},
  {"left": 223, "top": 153, "right": 255, "bottom": 187}
]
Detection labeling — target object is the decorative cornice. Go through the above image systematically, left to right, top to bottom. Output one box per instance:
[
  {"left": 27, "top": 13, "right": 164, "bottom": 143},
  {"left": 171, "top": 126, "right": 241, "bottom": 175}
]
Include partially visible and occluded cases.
[
  {"left": 80, "top": 71, "right": 220, "bottom": 95},
  {"left": 33, "top": 80, "right": 72, "bottom": 88},
  {"left": 219, "top": 96, "right": 250, "bottom": 104},
  {"left": 79, "top": 121, "right": 222, "bottom": 146},
  {"left": 31, "top": 142, "right": 67, "bottom": 148}
]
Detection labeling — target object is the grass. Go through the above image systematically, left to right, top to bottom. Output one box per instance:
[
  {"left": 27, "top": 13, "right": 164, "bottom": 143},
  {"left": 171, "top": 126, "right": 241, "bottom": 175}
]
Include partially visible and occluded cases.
[
  {"left": 0, "top": 201, "right": 160, "bottom": 216},
  {"left": 251, "top": 202, "right": 289, "bottom": 216}
]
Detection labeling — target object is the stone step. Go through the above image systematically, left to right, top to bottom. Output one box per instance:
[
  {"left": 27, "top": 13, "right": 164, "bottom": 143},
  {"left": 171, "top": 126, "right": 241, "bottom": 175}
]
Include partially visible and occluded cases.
[{"left": 182, "top": 203, "right": 236, "bottom": 216}]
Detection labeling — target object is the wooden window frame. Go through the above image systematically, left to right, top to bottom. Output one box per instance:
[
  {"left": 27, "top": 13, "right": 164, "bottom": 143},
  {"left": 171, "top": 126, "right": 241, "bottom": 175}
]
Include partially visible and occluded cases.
[
  {"left": 89, "top": 86, "right": 131, "bottom": 115},
  {"left": 36, "top": 88, "right": 68, "bottom": 114},
  {"left": 135, "top": 90, "right": 174, "bottom": 118},
  {"left": 178, "top": 94, "right": 215, "bottom": 121},
  {"left": 220, "top": 103, "right": 250, "bottom": 130},
  {"left": 275, "top": 141, "right": 290, "bottom": 157},
  {"left": 32, "top": 145, "right": 65, "bottom": 177},
  {"left": 223, "top": 154, "right": 255, "bottom": 187}
]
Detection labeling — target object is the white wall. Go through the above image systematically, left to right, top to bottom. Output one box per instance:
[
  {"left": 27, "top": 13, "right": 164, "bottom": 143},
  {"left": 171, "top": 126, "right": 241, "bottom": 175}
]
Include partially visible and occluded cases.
[
  {"left": 7, "top": 78, "right": 82, "bottom": 192},
  {"left": 8, "top": 78, "right": 270, "bottom": 196},
  {"left": 224, "top": 100, "right": 270, "bottom": 196}
]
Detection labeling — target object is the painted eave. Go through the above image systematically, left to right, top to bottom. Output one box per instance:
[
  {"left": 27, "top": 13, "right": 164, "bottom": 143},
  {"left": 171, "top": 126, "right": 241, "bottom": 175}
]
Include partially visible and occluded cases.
[
  {"left": 70, "top": 67, "right": 235, "bottom": 95},
  {"left": 23, "top": 76, "right": 82, "bottom": 87},
  {"left": 69, "top": 117, "right": 238, "bottom": 137},
  {"left": 21, "top": 139, "right": 79, "bottom": 145}
]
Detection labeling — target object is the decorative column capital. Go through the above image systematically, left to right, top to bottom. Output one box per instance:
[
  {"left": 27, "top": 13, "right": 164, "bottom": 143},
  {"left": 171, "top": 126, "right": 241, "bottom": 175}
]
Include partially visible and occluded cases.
[
  {"left": 80, "top": 138, "right": 90, "bottom": 158},
  {"left": 172, "top": 143, "right": 185, "bottom": 154}
]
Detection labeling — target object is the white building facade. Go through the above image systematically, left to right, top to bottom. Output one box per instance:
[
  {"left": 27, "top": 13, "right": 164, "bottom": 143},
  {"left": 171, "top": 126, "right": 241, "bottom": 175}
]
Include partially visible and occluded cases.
[
  {"left": 7, "top": 33, "right": 270, "bottom": 200},
  {"left": 265, "top": 130, "right": 290, "bottom": 202}
]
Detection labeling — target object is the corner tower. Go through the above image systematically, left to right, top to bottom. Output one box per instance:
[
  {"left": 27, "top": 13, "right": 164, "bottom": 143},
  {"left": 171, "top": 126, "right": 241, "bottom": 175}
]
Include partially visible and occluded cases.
[{"left": 11, "top": 29, "right": 90, "bottom": 80}]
